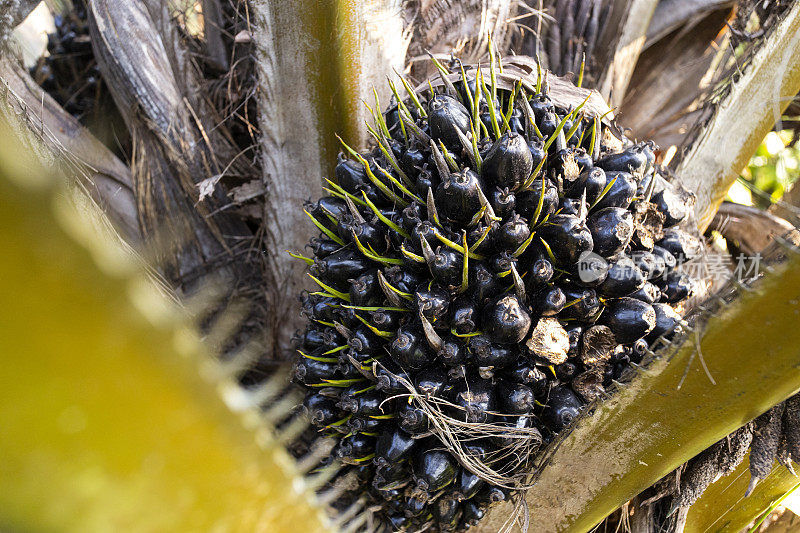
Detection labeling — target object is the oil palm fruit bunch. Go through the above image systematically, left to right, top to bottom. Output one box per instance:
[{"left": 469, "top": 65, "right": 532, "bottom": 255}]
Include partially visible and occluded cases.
[{"left": 290, "top": 56, "right": 699, "bottom": 531}]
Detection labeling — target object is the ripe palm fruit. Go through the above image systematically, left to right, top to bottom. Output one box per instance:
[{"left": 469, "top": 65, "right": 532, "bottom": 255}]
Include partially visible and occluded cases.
[
  {"left": 290, "top": 58, "right": 700, "bottom": 532},
  {"left": 429, "top": 95, "right": 471, "bottom": 148},
  {"left": 482, "top": 132, "right": 533, "bottom": 188},
  {"left": 596, "top": 143, "right": 651, "bottom": 175},
  {"left": 436, "top": 168, "right": 484, "bottom": 224},
  {"left": 594, "top": 171, "right": 637, "bottom": 210},
  {"left": 589, "top": 207, "right": 635, "bottom": 257},
  {"left": 538, "top": 214, "right": 594, "bottom": 265},
  {"left": 482, "top": 294, "right": 532, "bottom": 344},
  {"left": 602, "top": 298, "right": 657, "bottom": 343},
  {"left": 543, "top": 385, "right": 583, "bottom": 431},
  {"left": 375, "top": 427, "right": 417, "bottom": 467},
  {"left": 413, "top": 448, "right": 458, "bottom": 493}
]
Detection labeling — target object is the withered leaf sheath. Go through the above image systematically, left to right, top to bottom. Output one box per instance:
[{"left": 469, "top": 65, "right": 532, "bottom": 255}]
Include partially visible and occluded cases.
[{"left": 290, "top": 59, "right": 699, "bottom": 531}]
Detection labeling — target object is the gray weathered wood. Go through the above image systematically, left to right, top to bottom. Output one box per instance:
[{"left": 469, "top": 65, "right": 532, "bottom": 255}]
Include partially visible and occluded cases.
[
  {"left": 88, "top": 0, "right": 265, "bottom": 341},
  {"left": 251, "top": 0, "right": 407, "bottom": 358},
  {"left": 594, "top": 0, "right": 658, "bottom": 108},
  {"left": 644, "top": 0, "right": 735, "bottom": 49},
  {"left": 674, "top": 1, "right": 800, "bottom": 231},
  {"left": 0, "top": 55, "right": 140, "bottom": 243}
]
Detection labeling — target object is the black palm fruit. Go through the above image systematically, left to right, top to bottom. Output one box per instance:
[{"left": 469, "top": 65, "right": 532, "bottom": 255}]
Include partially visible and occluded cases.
[
  {"left": 291, "top": 62, "right": 700, "bottom": 531},
  {"left": 429, "top": 94, "right": 471, "bottom": 148},
  {"left": 529, "top": 94, "right": 554, "bottom": 120},
  {"left": 479, "top": 103, "right": 501, "bottom": 132},
  {"left": 509, "top": 108, "right": 525, "bottom": 134},
  {"left": 539, "top": 110, "right": 558, "bottom": 137},
  {"left": 482, "top": 132, "right": 534, "bottom": 188},
  {"left": 528, "top": 138, "right": 546, "bottom": 170},
  {"left": 596, "top": 144, "right": 650, "bottom": 175},
  {"left": 401, "top": 145, "right": 426, "bottom": 176},
  {"left": 335, "top": 155, "right": 378, "bottom": 202},
  {"left": 570, "top": 167, "right": 607, "bottom": 205},
  {"left": 415, "top": 168, "right": 437, "bottom": 198},
  {"left": 436, "top": 168, "right": 484, "bottom": 224},
  {"left": 594, "top": 171, "right": 637, "bottom": 210},
  {"left": 516, "top": 178, "right": 559, "bottom": 220},
  {"left": 490, "top": 187, "right": 516, "bottom": 219},
  {"left": 652, "top": 187, "right": 688, "bottom": 228},
  {"left": 309, "top": 196, "right": 347, "bottom": 228},
  {"left": 558, "top": 197, "right": 581, "bottom": 216},
  {"left": 401, "top": 202, "right": 424, "bottom": 233},
  {"left": 589, "top": 207, "right": 635, "bottom": 257},
  {"left": 497, "top": 214, "right": 531, "bottom": 251},
  {"left": 538, "top": 214, "right": 593, "bottom": 265},
  {"left": 467, "top": 222, "right": 499, "bottom": 256},
  {"left": 657, "top": 229, "right": 702, "bottom": 262},
  {"left": 309, "top": 237, "right": 340, "bottom": 258},
  {"left": 651, "top": 245, "right": 678, "bottom": 272},
  {"left": 430, "top": 246, "right": 464, "bottom": 286},
  {"left": 313, "top": 247, "right": 372, "bottom": 289},
  {"left": 631, "top": 250, "right": 663, "bottom": 280},
  {"left": 489, "top": 251, "right": 517, "bottom": 274},
  {"left": 597, "top": 255, "right": 646, "bottom": 297},
  {"left": 526, "top": 258, "right": 554, "bottom": 290},
  {"left": 469, "top": 261, "right": 503, "bottom": 303},
  {"left": 385, "top": 265, "right": 422, "bottom": 294},
  {"left": 349, "top": 269, "right": 380, "bottom": 306},
  {"left": 658, "top": 271, "right": 696, "bottom": 303},
  {"left": 629, "top": 281, "right": 662, "bottom": 304},
  {"left": 415, "top": 284, "right": 450, "bottom": 323},
  {"left": 560, "top": 285, "right": 600, "bottom": 320},
  {"left": 531, "top": 286, "right": 566, "bottom": 316},
  {"left": 304, "top": 294, "right": 339, "bottom": 323},
  {"left": 482, "top": 294, "right": 532, "bottom": 344},
  {"left": 449, "top": 296, "right": 478, "bottom": 334},
  {"left": 601, "top": 297, "right": 656, "bottom": 343},
  {"left": 646, "top": 303, "right": 684, "bottom": 342},
  {"left": 368, "top": 308, "right": 402, "bottom": 331},
  {"left": 391, "top": 325, "right": 432, "bottom": 370},
  {"left": 566, "top": 325, "right": 582, "bottom": 354},
  {"left": 299, "top": 326, "right": 339, "bottom": 352},
  {"left": 348, "top": 326, "right": 382, "bottom": 356},
  {"left": 470, "top": 335, "right": 516, "bottom": 369},
  {"left": 438, "top": 337, "right": 466, "bottom": 368},
  {"left": 293, "top": 357, "right": 338, "bottom": 385},
  {"left": 556, "top": 361, "right": 579, "bottom": 381},
  {"left": 375, "top": 364, "right": 411, "bottom": 394},
  {"left": 415, "top": 367, "right": 449, "bottom": 397},
  {"left": 451, "top": 375, "right": 496, "bottom": 423},
  {"left": 497, "top": 381, "right": 535, "bottom": 414},
  {"left": 543, "top": 385, "right": 583, "bottom": 431},
  {"left": 338, "top": 389, "right": 385, "bottom": 416},
  {"left": 302, "top": 392, "right": 341, "bottom": 427},
  {"left": 398, "top": 401, "right": 429, "bottom": 435},
  {"left": 347, "top": 416, "right": 385, "bottom": 434},
  {"left": 375, "top": 426, "right": 417, "bottom": 467},
  {"left": 335, "top": 433, "right": 376, "bottom": 464},
  {"left": 413, "top": 448, "right": 458, "bottom": 493},
  {"left": 452, "top": 468, "right": 484, "bottom": 501},
  {"left": 404, "top": 494, "right": 428, "bottom": 517},
  {"left": 435, "top": 496, "right": 462, "bottom": 528}
]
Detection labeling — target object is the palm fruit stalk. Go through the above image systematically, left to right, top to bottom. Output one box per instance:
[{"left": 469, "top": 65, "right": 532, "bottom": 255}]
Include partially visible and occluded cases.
[{"left": 289, "top": 54, "right": 699, "bottom": 532}]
